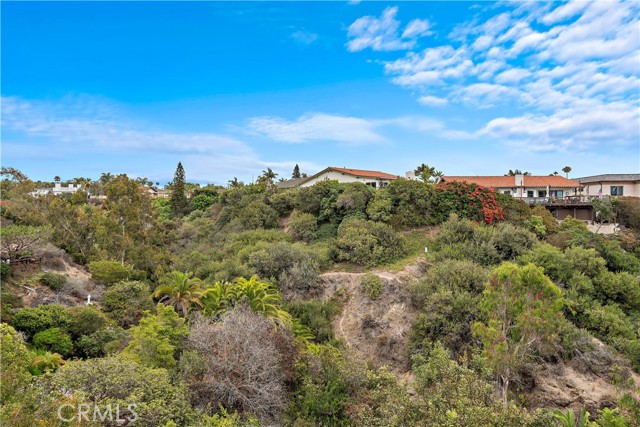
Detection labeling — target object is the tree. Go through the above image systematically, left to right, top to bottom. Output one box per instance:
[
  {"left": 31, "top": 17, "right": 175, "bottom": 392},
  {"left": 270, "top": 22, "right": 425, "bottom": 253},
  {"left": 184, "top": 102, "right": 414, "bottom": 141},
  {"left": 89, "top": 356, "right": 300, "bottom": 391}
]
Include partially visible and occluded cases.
[
  {"left": 169, "top": 161, "right": 188, "bottom": 216},
  {"left": 414, "top": 163, "right": 442, "bottom": 183},
  {"left": 292, "top": 164, "right": 301, "bottom": 179},
  {"left": 562, "top": 166, "right": 572, "bottom": 178},
  {"left": 258, "top": 168, "right": 278, "bottom": 185},
  {"left": 505, "top": 169, "right": 531, "bottom": 176},
  {"left": 99, "top": 172, "right": 114, "bottom": 185},
  {"left": 53, "top": 176, "right": 61, "bottom": 183},
  {"left": 228, "top": 177, "right": 244, "bottom": 188},
  {"left": 0, "top": 225, "right": 51, "bottom": 261},
  {"left": 87, "top": 260, "right": 131, "bottom": 285},
  {"left": 472, "top": 263, "right": 563, "bottom": 404},
  {"left": 154, "top": 271, "right": 205, "bottom": 316},
  {"left": 202, "top": 276, "right": 292, "bottom": 325},
  {"left": 103, "top": 281, "right": 154, "bottom": 327},
  {"left": 121, "top": 305, "right": 188, "bottom": 369},
  {"left": 181, "top": 308, "right": 297, "bottom": 422},
  {"left": 32, "top": 328, "right": 73, "bottom": 357},
  {"left": 29, "top": 350, "right": 65, "bottom": 375},
  {"left": 51, "top": 356, "right": 192, "bottom": 427}
]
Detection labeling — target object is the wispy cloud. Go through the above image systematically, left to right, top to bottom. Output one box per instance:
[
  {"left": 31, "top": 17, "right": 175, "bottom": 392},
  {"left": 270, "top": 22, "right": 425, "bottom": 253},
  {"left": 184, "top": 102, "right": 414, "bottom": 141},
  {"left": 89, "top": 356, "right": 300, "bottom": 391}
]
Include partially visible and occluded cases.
[
  {"left": 347, "top": 1, "right": 640, "bottom": 152},
  {"left": 346, "top": 6, "right": 432, "bottom": 52},
  {"left": 291, "top": 29, "right": 318, "bottom": 45},
  {"left": 417, "top": 95, "right": 448, "bottom": 107},
  {"left": 0, "top": 96, "right": 312, "bottom": 183},
  {"left": 247, "top": 112, "right": 458, "bottom": 144},
  {"left": 247, "top": 113, "right": 385, "bottom": 144}
]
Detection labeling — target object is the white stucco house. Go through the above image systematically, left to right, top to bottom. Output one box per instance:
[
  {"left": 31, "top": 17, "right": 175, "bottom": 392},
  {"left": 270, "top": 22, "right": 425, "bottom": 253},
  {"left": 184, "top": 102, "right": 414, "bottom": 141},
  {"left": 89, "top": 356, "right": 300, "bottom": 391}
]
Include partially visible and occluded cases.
[
  {"left": 276, "top": 167, "right": 400, "bottom": 189},
  {"left": 574, "top": 174, "right": 640, "bottom": 197},
  {"left": 438, "top": 175, "right": 582, "bottom": 200},
  {"left": 31, "top": 182, "right": 84, "bottom": 196}
]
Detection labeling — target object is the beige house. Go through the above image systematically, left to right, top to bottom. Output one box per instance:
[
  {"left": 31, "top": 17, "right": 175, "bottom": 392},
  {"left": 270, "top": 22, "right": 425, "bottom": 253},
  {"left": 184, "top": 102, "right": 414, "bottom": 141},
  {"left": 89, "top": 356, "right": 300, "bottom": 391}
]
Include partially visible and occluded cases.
[
  {"left": 276, "top": 167, "right": 400, "bottom": 189},
  {"left": 575, "top": 174, "right": 640, "bottom": 197}
]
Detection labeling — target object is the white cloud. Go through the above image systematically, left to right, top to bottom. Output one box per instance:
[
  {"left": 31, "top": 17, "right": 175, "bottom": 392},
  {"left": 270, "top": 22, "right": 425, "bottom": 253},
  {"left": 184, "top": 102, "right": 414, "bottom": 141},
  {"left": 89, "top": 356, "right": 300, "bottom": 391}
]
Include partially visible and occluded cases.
[
  {"left": 360, "top": 0, "right": 639, "bottom": 152},
  {"left": 540, "top": 0, "right": 590, "bottom": 25},
  {"left": 346, "top": 7, "right": 432, "bottom": 52},
  {"left": 401, "top": 19, "right": 433, "bottom": 39},
  {"left": 291, "top": 30, "right": 318, "bottom": 45},
  {"left": 495, "top": 68, "right": 530, "bottom": 84},
  {"left": 417, "top": 95, "right": 448, "bottom": 107},
  {"left": 0, "top": 96, "right": 301, "bottom": 183},
  {"left": 480, "top": 101, "right": 639, "bottom": 152},
  {"left": 248, "top": 113, "right": 385, "bottom": 144}
]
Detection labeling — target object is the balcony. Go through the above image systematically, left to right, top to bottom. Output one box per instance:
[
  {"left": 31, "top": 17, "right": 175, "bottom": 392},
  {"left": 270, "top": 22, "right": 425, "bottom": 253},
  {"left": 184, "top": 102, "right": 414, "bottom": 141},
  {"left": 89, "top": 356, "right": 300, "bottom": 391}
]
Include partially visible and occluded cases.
[{"left": 515, "top": 195, "right": 608, "bottom": 206}]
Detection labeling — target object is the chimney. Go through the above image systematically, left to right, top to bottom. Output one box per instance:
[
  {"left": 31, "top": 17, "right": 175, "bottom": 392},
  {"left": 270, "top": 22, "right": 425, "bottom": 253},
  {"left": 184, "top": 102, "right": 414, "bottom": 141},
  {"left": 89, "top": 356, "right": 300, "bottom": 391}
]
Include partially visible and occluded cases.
[{"left": 514, "top": 174, "right": 524, "bottom": 187}]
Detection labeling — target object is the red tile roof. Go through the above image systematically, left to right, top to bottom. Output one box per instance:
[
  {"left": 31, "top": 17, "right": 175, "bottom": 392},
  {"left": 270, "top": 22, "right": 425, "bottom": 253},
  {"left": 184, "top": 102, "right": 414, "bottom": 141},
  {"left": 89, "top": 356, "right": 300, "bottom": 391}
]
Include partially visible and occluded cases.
[
  {"left": 328, "top": 167, "right": 400, "bottom": 180},
  {"left": 442, "top": 176, "right": 581, "bottom": 188}
]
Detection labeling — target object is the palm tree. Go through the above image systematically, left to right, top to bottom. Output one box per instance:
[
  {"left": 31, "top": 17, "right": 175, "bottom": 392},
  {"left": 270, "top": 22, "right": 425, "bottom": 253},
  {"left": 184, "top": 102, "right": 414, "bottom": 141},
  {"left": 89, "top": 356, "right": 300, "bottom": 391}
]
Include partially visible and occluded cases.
[
  {"left": 414, "top": 163, "right": 436, "bottom": 183},
  {"left": 562, "top": 166, "right": 572, "bottom": 178},
  {"left": 258, "top": 168, "right": 278, "bottom": 185},
  {"left": 100, "top": 172, "right": 114, "bottom": 185},
  {"left": 53, "top": 176, "right": 61, "bottom": 183},
  {"left": 227, "top": 177, "right": 242, "bottom": 188},
  {"left": 153, "top": 271, "right": 205, "bottom": 316},
  {"left": 202, "top": 276, "right": 291, "bottom": 326},
  {"left": 233, "top": 276, "right": 291, "bottom": 326},
  {"left": 202, "top": 280, "right": 238, "bottom": 317},
  {"left": 30, "top": 350, "right": 64, "bottom": 375},
  {"left": 551, "top": 408, "right": 591, "bottom": 427}
]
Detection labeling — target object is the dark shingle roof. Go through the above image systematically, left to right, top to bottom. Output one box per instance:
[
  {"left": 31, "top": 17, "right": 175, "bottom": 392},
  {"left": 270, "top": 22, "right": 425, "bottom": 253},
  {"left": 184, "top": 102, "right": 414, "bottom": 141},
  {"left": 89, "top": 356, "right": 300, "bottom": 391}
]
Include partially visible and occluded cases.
[
  {"left": 574, "top": 174, "right": 640, "bottom": 183},
  {"left": 275, "top": 177, "right": 307, "bottom": 189}
]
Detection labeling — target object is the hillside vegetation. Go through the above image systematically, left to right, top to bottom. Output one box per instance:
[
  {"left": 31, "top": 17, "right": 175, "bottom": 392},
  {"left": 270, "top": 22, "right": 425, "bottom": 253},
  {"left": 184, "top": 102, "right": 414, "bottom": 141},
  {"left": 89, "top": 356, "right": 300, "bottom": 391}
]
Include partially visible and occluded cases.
[{"left": 2, "top": 167, "right": 640, "bottom": 426}]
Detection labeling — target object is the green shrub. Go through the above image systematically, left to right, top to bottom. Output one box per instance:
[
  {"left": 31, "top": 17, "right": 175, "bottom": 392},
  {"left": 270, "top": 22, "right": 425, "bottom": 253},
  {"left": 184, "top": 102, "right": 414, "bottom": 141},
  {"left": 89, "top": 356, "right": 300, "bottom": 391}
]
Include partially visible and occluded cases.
[
  {"left": 385, "top": 179, "right": 438, "bottom": 228},
  {"left": 268, "top": 190, "right": 297, "bottom": 217},
  {"left": 366, "top": 190, "right": 393, "bottom": 223},
  {"left": 190, "top": 193, "right": 216, "bottom": 211},
  {"left": 614, "top": 197, "right": 640, "bottom": 231},
  {"left": 237, "top": 200, "right": 278, "bottom": 230},
  {"left": 531, "top": 205, "right": 559, "bottom": 234},
  {"left": 289, "top": 211, "right": 318, "bottom": 242},
  {"left": 525, "top": 215, "right": 546, "bottom": 238},
  {"left": 334, "top": 218, "right": 406, "bottom": 266},
  {"left": 488, "top": 222, "right": 537, "bottom": 260},
  {"left": 247, "top": 242, "right": 320, "bottom": 293},
  {"left": 519, "top": 243, "right": 572, "bottom": 283},
  {"left": 87, "top": 260, "right": 131, "bottom": 286},
  {"left": 409, "top": 260, "right": 488, "bottom": 307},
  {"left": 0, "top": 262, "right": 11, "bottom": 280},
  {"left": 39, "top": 272, "right": 66, "bottom": 291},
  {"left": 360, "top": 274, "right": 383, "bottom": 299},
  {"left": 102, "top": 280, "right": 154, "bottom": 327},
  {"left": 286, "top": 300, "right": 341, "bottom": 343},
  {"left": 12, "top": 304, "right": 71, "bottom": 338},
  {"left": 66, "top": 306, "right": 110, "bottom": 340},
  {"left": 76, "top": 327, "right": 126, "bottom": 358},
  {"left": 32, "top": 328, "right": 73, "bottom": 356},
  {"left": 289, "top": 345, "right": 352, "bottom": 426}
]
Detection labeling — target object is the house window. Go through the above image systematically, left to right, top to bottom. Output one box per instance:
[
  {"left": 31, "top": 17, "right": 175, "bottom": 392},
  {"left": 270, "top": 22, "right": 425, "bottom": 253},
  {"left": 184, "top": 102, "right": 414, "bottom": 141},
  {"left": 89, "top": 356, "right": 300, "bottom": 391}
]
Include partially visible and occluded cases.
[
  {"left": 366, "top": 182, "right": 377, "bottom": 188},
  {"left": 611, "top": 186, "right": 623, "bottom": 196},
  {"left": 503, "top": 190, "right": 511, "bottom": 195},
  {"left": 527, "top": 190, "right": 534, "bottom": 197},
  {"left": 538, "top": 190, "right": 547, "bottom": 198},
  {"left": 550, "top": 190, "right": 564, "bottom": 198}
]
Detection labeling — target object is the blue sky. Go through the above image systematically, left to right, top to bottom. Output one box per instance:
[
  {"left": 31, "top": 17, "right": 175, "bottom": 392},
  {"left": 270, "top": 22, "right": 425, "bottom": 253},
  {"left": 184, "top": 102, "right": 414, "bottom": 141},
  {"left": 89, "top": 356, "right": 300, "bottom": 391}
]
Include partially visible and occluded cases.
[{"left": 2, "top": 1, "right": 639, "bottom": 185}]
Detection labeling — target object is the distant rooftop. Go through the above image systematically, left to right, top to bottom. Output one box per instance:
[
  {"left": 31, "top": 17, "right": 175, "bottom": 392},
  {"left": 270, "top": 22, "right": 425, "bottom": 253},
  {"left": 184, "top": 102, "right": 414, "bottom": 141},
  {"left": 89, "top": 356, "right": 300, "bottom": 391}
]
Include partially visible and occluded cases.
[
  {"left": 574, "top": 174, "right": 640, "bottom": 183},
  {"left": 441, "top": 175, "right": 580, "bottom": 188}
]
